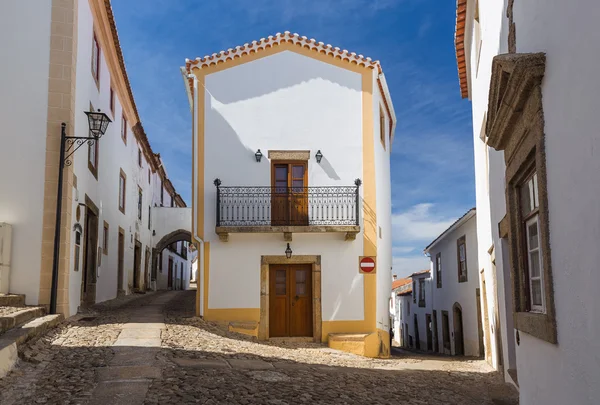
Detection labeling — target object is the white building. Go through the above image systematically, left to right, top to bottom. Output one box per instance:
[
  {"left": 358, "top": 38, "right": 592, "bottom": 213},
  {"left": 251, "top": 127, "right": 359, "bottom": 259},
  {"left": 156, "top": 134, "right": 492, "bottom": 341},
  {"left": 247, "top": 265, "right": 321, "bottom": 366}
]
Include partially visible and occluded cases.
[
  {"left": 0, "top": 0, "right": 190, "bottom": 316},
  {"left": 456, "top": 0, "right": 600, "bottom": 403},
  {"left": 183, "top": 32, "right": 397, "bottom": 357},
  {"left": 424, "top": 208, "right": 482, "bottom": 356},
  {"left": 406, "top": 270, "right": 433, "bottom": 351},
  {"left": 389, "top": 276, "right": 411, "bottom": 346},
  {"left": 396, "top": 288, "right": 413, "bottom": 348}
]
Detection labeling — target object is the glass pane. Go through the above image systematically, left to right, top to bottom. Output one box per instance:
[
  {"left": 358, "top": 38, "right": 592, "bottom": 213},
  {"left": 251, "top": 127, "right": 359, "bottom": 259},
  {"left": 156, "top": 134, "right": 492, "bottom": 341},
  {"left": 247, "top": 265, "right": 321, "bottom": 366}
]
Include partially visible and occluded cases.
[
  {"left": 292, "top": 165, "right": 304, "bottom": 178},
  {"left": 275, "top": 166, "right": 288, "bottom": 181},
  {"left": 532, "top": 173, "right": 539, "bottom": 208},
  {"left": 520, "top": 179, "right": 533, "bottom": 216},
  {"left": 292, "top": 180, "right": 304, "bottom": 193},
  {"left": 275, "top": 181, "right": 288, "bottom": 194},
  {"left": 528, "top": 222, "right": 539, "bottom": 250},
  {"left": 459, "top": 244, "right": 466, "bottom": 261},
  {"left": 529, "top": 251, "right": 541, "bottom": 277},
  {"left": 276, "top": 270, "right": 286, "bottom": 296},
  {"left": 295, "top": 270, "right": 306, "bottom": 295},
  {"left": 531, "top": 279, "right": 542, "bottom": 306}
]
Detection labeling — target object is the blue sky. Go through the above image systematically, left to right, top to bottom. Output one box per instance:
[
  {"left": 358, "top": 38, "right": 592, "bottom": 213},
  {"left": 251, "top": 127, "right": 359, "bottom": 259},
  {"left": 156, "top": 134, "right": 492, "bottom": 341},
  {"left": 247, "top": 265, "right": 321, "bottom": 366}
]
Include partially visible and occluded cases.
[{"left": 112, "top": 0, "right": 475, "bottom": 278}]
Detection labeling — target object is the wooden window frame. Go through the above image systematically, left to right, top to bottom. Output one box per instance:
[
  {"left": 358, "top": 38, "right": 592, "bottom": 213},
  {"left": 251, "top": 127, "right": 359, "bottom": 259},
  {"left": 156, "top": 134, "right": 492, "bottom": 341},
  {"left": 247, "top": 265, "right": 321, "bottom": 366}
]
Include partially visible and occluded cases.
[
  {"left": 91, "top": 32, "right": 100, "bottom": 88},
  {"left": 109, "top": 86, "right": 115, "bottom": 116},
  {"left": 87, "top": 102, "right": 99, "bottom": 179},
  {"left": 121, "top": 115, "right": 127, "bottom": 145},
  {"left": 138, "top": 149, "right": 143, "bottom": 167},
  {"left": 118, "top": 169, "right": 126, "bottom": 214},
  {"left": 148, "top": 169, "right": 151, "bottom": 185},
  {"left": 137, "top": 186, "right": 143, "bottom": 221},
  {"left": 103, "top": 221, "right": 109, "bottom": 255},
  {"left": 457, "top": 236, "right": 468, "bottom": 283},
  {"left": 436, "top": 252, "right": 442, "bottom": 288},
  {"left": 418, "top": 278, "right": 425, "bottom": 307},
  {"left": 412, "top": 281, "right": 416, "bottom": 303}
]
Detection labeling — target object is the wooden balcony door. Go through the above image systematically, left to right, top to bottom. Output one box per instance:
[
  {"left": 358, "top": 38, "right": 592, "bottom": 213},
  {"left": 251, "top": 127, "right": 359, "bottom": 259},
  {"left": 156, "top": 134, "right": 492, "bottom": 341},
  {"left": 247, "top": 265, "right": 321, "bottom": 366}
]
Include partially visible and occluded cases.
[
  {"left": 271, "top": 161, "right": 308, "bottom": 226},
  {"left": 269, "top": 264, "right": 312, "bottom": 337}
]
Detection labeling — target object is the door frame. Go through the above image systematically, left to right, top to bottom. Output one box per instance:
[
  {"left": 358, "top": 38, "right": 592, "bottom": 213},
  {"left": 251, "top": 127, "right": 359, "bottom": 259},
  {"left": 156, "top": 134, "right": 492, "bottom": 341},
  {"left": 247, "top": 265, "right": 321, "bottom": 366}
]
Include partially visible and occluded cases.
[
  {"left": 270, "top": 160, "right": 309, "bottom": 226},
  {"left": 81, "top": 195, "right": 99, "bottom": 305},
  {"left": 133, "top": 240, "right": 142, "bottom": 290},
  {"left": 259, "top": 255, "right": 321, "bottom": 342},
  {"left": 168, "top": 256, "right": 174, "bottom": 289},
  {"left": 453, "top": 302, "right": 465, "bottom": 355}
]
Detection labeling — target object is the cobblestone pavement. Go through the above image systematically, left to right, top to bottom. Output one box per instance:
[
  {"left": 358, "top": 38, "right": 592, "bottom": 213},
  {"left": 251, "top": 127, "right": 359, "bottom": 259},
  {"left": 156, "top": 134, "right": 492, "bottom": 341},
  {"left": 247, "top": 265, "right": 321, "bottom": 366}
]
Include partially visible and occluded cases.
[{"left": 0, "top": 290, "right": 518, "bottom": 404}]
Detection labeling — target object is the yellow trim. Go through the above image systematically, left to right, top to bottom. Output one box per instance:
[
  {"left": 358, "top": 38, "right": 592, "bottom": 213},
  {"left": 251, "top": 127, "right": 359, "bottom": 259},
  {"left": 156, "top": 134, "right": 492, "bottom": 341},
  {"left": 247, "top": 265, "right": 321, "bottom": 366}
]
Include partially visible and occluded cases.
[
  {"left": 203, "top": 242, "right": 210, "bottom": 316},
  {"left": 207, "top": 308, "right": 260, "bottom": 322}
]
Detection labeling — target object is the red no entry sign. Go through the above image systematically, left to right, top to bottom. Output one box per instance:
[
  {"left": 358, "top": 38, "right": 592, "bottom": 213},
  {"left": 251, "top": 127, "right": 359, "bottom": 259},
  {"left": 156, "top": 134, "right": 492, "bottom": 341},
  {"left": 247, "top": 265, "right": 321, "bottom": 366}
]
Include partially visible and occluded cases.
[{"left": 359, "top": 256, "right": 377, "bottom": 274}]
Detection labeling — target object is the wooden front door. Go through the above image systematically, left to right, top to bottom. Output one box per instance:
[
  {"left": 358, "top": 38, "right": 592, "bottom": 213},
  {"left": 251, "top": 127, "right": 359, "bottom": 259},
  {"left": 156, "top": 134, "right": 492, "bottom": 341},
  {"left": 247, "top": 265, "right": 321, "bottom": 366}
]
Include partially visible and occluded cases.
[
  {"left": 271, "top": 162, "right": 308, "bottom": 226},
  {"left": 81, "top": 206, "right": 98, "bottom": 304},
  {"left": 133, "top": 240, "right": 142, "bottom": 290},
  {"left": 144, "top": 247, "right": 150, "bottom": 291},
  {"left": 168, "top": 257, "right": 174, "bottom": 289},
  {"left": 269, "top": 264, "right": 312, "bottom": 337},
  {"left": 453, "top": 304, "right": 465, "bottom": 355},
  {"left": 442, "top": 310, "right": 451, "bottom": 354},
  {"left": 426, "top": 313, "right": 433, "bottom": 351}
]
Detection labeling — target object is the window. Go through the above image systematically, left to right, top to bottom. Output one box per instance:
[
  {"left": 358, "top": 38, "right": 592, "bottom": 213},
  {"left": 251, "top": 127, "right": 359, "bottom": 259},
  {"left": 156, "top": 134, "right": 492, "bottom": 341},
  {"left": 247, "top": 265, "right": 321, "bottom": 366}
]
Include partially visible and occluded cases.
[
  {"left": 91, "top": 33, "right": 100, "bottom": 85},
  {"left": 109, "top": 86, "right": 115, "bottom": 115},
  {"left": 88, "top": 103, "right": 98, "bottom": 178},
  {"left": 379, "top": 106, "right": 386, "bottom": 150},
  {"left": 121, "top": 115, "right": 127, "bottom": 144},
  {"left": 138, "top": 149, "right": 142, "bottom": 167},
  {"left": 118, "top": 169, "right": 126, "bottom": 214},
  {"left": 148, "top": 169, "right": 151, "bottom": 184},
  {"left": 520, "top": 172, "right": 545, "bottom": 313},
  {"left": 160, "top": 180, "right": 164, "bottom": 206},
  {"left": 138, "top": 187, "right": 143, "bottom": 221},
  {"left": 170, "top": 195, "right": 174, "bottom": 208},
  {"left": 148, "top": 206, "right": 151, "bottom": 230},
  {"left": 103, "top": 221, "right": 109, "bottom": 255},
  {"left": 74, "top": 229, "right": 81, "bottom": 272},
  {"left": 457, "top": 236, "right": 468, "bottom": 282},
  {"left": 158, "top": 252, "right": 162, "bottom": 273},
  {"left": 436, "top": 253, "right": 442, "bottom": 288},
  {"left": 418, "top": 279, "right": 425, "bottom": 307},
  {"left": 412, "top": 281, "right": 416, "bottom": 303},
  {"left": 407, "top": 300, "right": 410, "bottom": 315}
]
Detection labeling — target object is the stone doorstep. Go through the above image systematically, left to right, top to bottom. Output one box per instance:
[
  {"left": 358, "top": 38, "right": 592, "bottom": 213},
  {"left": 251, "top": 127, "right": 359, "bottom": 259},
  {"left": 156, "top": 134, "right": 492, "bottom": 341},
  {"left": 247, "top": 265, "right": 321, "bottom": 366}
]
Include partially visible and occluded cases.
[
  {"left": 0, "top": 294, "right": 26, "bottom": 307},
  {"left": 0, "top": 307, "right": 46, "bottom": 334},
  {"left": 0, "top": 314, "right": 63, "bottom": 379}
]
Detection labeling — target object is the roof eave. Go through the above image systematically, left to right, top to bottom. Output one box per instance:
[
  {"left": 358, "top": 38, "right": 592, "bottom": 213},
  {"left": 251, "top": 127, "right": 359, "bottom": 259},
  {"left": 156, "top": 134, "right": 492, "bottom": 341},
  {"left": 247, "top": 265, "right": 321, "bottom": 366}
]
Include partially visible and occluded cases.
[
  {"left": 181, "top": 65, "right": 193, "bottom": 112},
  {"left": 378, "top": 72, "right": 397, "bottom": 145},
  {"left": 423, "top": 208, "right": 476, "bottom": 253}
]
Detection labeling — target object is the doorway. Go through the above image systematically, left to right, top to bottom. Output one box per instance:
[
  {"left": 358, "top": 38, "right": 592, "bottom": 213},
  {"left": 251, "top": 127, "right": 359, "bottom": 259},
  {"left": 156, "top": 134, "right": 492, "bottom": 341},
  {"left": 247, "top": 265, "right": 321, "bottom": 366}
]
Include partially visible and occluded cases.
[
  {"left": 271, "top": 161, "right": 308, "bottom": 226},
  {"left": 81, "top": 199, "right": 99, "bottom": 305},
  {"left": 117, "top": 228, "right": 125, "bottom": 295},
  {"left": 133, "top": 240, "right": 142, "bottom": 290},
  {"left": 144, "top": 247, "right": 150, "bottom": 291},
  {"left": 168, "top": 256, "right": 174, "bottom": 289},
  {"left": 180, "top": 262, "right": 184, "bottom": 290},
  {"left": 269, "top": 264, "right": 312, "bottom": 337},
  {"left": 476, "top": 288, "right": 485, "bottom": 358},
  {"left": 453, "top": 303, "right": 465, "bottom": 355},
  {"left": 432, "top": 310, "right": 439, "bottom": 353},
  {"left": 442, "top": 310, "right": 451, "bottom": 354},
  {"left": 426, "top": 313, "right": 433, "bottom": 351},
  {"left": 414, "top": 314, "right": 420, "bottom": 350}
]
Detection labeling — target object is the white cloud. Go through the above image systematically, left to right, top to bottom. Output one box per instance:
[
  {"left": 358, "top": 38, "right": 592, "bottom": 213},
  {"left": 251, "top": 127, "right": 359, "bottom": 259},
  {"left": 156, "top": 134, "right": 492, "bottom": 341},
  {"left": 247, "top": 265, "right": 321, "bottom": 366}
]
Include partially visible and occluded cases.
[
  {"left": 392, "top": 203, "right": 457, "bottom": 242},
  {"left": 393, "top": 255, "right": 430, "bottom": 279}
]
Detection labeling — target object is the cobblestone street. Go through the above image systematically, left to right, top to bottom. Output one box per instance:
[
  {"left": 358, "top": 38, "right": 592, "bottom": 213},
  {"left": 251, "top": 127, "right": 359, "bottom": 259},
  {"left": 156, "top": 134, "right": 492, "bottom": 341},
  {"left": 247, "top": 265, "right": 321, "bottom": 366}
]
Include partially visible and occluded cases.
[{"left": 0, "top": 291, "right": 518, "bottom": 404}]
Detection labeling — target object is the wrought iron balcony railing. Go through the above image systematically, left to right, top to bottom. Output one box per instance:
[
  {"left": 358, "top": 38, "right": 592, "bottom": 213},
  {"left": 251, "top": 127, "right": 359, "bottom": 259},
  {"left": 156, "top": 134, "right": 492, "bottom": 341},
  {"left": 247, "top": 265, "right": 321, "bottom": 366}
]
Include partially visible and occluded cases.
[{"left": 214, "top": 179, "right": 362, "bottom": 227}]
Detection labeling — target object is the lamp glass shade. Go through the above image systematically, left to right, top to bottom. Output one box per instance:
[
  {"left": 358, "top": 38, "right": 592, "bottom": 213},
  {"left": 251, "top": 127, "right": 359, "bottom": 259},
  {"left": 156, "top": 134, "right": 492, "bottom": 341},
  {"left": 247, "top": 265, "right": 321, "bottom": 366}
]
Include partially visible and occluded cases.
[
  {"left": 85, "top": 110, "right": 112, "bottom": 138},
  {"left": 255, "top": 149, "right": 263, "bottom": 162},
  {"left": 315, "top": 150, "right": 323, "bottom": 163},
  {"left": 285, "top": 243, "right": 292, "bottom": 259}
]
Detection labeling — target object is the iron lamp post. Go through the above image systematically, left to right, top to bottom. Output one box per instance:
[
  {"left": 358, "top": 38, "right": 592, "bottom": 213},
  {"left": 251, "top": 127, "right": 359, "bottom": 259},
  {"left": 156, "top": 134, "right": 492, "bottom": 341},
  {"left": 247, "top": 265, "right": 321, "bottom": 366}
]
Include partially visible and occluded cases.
[{"left": 50, "top": 110, "right": 111, "bottom": 314}]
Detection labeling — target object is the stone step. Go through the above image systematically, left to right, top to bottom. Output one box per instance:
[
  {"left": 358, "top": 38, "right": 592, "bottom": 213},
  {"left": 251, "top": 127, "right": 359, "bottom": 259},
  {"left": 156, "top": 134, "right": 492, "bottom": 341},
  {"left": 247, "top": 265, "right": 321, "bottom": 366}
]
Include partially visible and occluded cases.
[
  {"left": 0, "top": 294, "right": 25, "bottom": 307},
  {"left": 0, "top": 307, "right": 46, "bottom": 335},
  {"left": 0, "top": 313, "right": 63, "bottom": 378}
]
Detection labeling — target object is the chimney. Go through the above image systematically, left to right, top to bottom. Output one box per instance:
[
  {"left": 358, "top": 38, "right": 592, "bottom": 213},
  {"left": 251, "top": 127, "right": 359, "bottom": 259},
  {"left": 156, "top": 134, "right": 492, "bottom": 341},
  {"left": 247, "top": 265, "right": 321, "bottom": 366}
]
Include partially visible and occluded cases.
[{"left": 392, "top": 275, "right": 397, "bottom": 281}]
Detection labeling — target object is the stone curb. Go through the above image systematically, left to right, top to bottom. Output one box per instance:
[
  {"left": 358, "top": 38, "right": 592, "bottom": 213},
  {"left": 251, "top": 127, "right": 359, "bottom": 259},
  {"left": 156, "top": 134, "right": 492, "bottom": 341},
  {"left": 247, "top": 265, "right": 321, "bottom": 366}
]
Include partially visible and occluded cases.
[
  {"left": 0, "top": 294, "right": 25, "bottom": 307},
  {"left": 0, "top": 307, "right": 46, "bottom": 335}
]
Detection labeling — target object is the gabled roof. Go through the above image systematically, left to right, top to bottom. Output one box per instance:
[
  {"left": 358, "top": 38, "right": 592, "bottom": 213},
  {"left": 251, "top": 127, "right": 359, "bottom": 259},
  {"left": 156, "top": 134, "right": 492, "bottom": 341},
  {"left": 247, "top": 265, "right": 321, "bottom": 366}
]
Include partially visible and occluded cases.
[
  {"left": 455, "top": 0, "right": 469, "bottom": 98},
  {"left": 181, "top": 31, "right": 396, "bottom": 139},
  {"left": 423, "top": 208, "right": 476, "bottom": 253},
  {"left": 409, "top": 269, "right": 431, "bottom": 278},
  {"left": 392, "top": 277, "right": 412, "bottom": 291}
]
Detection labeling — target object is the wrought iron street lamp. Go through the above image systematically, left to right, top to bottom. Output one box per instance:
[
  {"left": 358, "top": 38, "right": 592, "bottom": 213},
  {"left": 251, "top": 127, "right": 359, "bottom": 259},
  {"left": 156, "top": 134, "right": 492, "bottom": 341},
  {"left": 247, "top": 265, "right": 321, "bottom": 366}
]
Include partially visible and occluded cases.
[
  {"left": 50, "top": 110, "right": 111, "bottom": 314},
  {"left": 255, "top": 149, "right": 263, "bottom": 163},
  {"left": 315, "top": 150, "right": 323, "bottom": 163},
  {"left": 285, "top": 243, "right": 293, "bottom": 259}
]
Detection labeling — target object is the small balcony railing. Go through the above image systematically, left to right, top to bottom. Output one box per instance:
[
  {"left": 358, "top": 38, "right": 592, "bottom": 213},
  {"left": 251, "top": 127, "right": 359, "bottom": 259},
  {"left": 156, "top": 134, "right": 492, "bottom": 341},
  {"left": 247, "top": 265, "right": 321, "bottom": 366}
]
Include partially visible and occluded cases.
[{"left": 214, "top": 179, "right": 362, "bottom": 227}]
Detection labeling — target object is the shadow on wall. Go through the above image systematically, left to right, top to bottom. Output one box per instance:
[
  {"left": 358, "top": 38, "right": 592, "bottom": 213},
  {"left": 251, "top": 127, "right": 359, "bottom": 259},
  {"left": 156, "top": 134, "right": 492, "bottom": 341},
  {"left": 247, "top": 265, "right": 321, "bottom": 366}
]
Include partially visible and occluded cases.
[{"left": 318, "top": 156, "right": 341, "bottom": 181}]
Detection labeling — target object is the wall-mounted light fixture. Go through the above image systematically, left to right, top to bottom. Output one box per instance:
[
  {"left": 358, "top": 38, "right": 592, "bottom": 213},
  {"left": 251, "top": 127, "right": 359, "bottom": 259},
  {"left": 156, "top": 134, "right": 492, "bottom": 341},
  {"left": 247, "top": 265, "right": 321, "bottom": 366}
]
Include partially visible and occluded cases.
[
  {"left": 255, "top": 149, "right": 263, "bottom": 163},
  {"left": 315, "top": 150, "right": 323, "bottom": 163},
  {"left": 285, "top": 243, "right": 293, "bottom": 259}
]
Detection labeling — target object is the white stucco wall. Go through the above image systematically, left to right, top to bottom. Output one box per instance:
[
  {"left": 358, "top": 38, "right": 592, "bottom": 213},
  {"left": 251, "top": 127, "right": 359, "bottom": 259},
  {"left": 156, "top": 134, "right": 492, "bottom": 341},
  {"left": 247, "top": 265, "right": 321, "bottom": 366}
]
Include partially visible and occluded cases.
[
  {"left": 467, "top": 0, "right": 600, "bottom": 403},
  {"left": 0, "top": 1, "right": 52, "bottom": 305},
  {"left": 201, "top": 50, "right": 382, "bottom": 323},
  {"left": 428, "top": 213, "right": 481, "bottom": 356},
  {"left": 157, "top": 245, "right": 190, "bottom": 291},
  {"left": 406, "top": 274, "right": 432, "bottom": 350}
]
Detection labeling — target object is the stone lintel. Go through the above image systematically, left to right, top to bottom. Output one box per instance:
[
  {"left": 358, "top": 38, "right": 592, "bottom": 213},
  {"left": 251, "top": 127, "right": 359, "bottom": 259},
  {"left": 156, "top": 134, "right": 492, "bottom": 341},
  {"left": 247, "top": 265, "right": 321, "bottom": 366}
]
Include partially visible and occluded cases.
[{"left": 267, "top": 150, "right": 310, "bottom": 161}]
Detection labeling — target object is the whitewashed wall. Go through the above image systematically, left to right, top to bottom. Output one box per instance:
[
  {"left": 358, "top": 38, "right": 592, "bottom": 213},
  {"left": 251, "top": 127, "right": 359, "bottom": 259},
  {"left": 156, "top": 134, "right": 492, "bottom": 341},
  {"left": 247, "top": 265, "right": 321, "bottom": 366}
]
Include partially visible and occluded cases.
[
  {"left": 468, "top": 0, "right": 600, "bottom": 403},
  {"left": 0, "top": 1, "right": 52, "bottom": 305},
  {"left": 202, "top": 51, "right": 371, "bottom": 321},
  {"left": 428, "top": 213, "right": 480, "bottom": 356},
  {"left": 157, "top": 245, "right": 190, "bottom": 291},
  {"left": 407, "top": 274, "right": 432, "bottom": 350}
]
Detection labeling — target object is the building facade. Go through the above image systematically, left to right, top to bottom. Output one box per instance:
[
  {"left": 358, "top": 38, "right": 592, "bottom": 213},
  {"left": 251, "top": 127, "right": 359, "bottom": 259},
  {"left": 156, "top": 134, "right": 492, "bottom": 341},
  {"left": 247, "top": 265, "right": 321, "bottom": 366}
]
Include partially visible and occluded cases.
[
  {"left": 0, "top": 0, "right": 190, "bottom": 317},
  {"left": 456, "top": 0, "right": 600, "bottom": 403},
  {"left": 183, "top": 32, "right": 396, "bottom": 357},
  {"left": 424, "top": 208, "right": 482, "bottom": 357},
  {"left": 406, "top": 270, "right": 432, "bottom": 351},
  {"left": 390, "top": 276, "right": 411, "bottom": 346}
]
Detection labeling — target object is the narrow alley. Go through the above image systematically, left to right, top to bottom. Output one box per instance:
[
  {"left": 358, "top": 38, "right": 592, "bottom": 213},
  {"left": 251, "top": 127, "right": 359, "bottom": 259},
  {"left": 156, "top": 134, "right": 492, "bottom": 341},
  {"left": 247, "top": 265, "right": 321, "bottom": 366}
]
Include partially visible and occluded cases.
[{"left": 0, "top": 291, "right": 517, "bottom": 405}]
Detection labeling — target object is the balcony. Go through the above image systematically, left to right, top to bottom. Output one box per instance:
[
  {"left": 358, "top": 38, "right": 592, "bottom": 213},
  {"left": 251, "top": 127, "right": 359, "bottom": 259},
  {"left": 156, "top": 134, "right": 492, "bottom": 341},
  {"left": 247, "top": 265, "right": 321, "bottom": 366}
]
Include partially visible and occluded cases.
[{"left": 214, "top": 179, "right": 361, "bottom": 242}]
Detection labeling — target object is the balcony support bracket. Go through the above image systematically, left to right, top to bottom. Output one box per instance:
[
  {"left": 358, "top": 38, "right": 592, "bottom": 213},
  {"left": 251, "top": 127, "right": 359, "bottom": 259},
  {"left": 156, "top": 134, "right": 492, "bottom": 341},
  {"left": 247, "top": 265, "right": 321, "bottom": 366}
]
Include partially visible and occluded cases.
[
  {"left": 345, "top": 231, "right": 358, "bottom": 241},
  {"left": 218, "top": 232, "right": 229, "bottom": 242},
  {"left": 283, "top": 232, "right": 293, "bottom": 242}
]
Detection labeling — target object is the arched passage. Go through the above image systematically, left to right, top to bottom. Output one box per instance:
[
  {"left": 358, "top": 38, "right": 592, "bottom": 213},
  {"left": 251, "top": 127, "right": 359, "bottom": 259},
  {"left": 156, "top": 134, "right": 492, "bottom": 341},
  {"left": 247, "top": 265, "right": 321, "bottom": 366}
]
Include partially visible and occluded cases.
[{"left": 151, "top": 229, "right": 192, "bottom": 290}]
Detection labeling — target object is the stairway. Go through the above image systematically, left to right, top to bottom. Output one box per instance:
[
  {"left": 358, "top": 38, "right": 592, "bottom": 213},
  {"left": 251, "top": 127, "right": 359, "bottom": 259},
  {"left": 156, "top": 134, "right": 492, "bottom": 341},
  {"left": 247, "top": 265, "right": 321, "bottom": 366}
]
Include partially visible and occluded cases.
[{"left": 0, "top": 294, "right": 63, "bottom": 378}]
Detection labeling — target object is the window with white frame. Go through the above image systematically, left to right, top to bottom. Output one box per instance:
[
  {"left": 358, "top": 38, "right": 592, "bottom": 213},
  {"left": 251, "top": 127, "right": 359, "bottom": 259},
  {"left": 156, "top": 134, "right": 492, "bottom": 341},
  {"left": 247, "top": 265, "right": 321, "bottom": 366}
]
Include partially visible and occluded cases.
[{"left": 521, "top": 171, "right": 544, "bottom": 313}]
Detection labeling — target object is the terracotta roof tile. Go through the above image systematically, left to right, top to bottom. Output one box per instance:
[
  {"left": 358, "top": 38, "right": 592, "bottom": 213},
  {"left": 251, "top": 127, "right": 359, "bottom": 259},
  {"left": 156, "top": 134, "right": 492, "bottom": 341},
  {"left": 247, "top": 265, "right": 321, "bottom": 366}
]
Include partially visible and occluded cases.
[
  {"left": 455, "top": 0, "right": 469, "bottom": 98},
  {"left": 392, "top": 277, "right": 412, "bottom": 290}
]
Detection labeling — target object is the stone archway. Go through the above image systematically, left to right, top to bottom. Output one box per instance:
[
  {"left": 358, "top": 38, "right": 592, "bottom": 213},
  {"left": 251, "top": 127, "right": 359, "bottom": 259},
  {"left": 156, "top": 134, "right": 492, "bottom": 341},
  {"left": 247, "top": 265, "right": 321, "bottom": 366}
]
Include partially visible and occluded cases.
[
  {"left": 151, "top": 229, "right": 192, "bottom": 290},
  {"left": 453, "top": 302, "right": 465, "bottom": 356}
]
